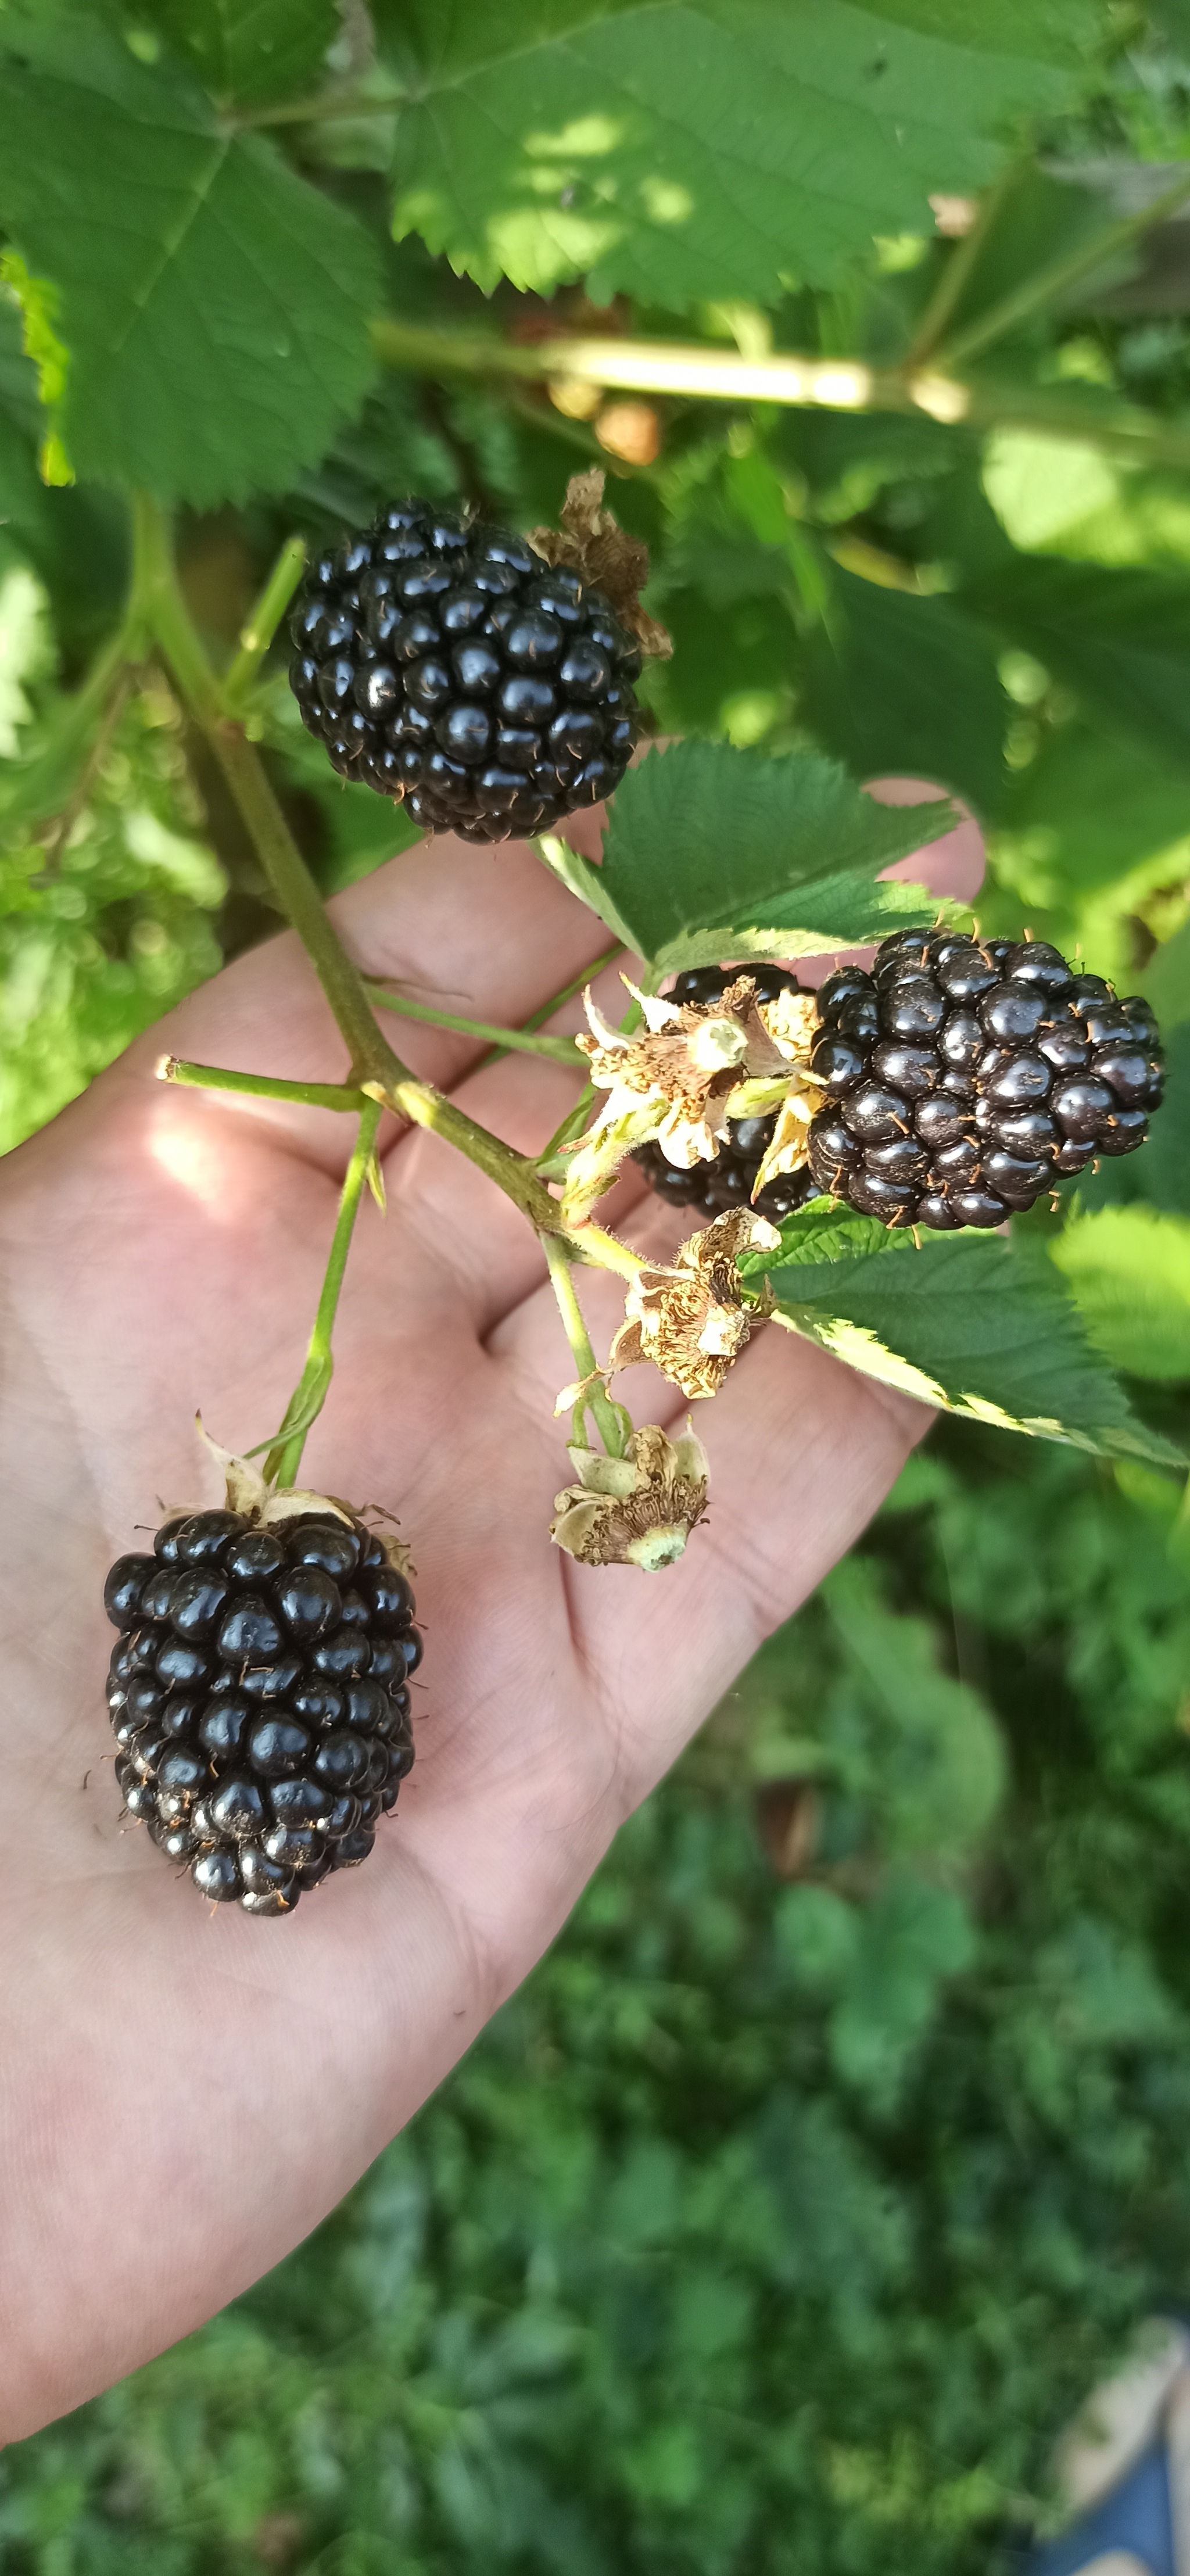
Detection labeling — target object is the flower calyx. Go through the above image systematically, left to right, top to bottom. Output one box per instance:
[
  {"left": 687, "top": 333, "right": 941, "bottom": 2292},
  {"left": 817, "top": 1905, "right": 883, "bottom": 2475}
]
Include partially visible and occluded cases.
[
  {"left": 527, "top": 467, "right": 672, "bottom": 660},
  {"left": 563, "top": 973, "right": 823, "bottom": 1222},
  {"left": 608, "top": 1208, "right": 780, "bottom": 1399},
  {"left": 162, "top": 1418, "right": 414, "bottom": 1575},
  {"left": 550, "top": 1423, "right": 709, "bottom": 1570}
]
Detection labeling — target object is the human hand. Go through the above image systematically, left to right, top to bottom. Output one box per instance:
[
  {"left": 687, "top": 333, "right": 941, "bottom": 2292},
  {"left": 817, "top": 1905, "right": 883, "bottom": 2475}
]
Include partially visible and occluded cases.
[{"left": 0, "top": 789, "right": 974, "bottom": 2438}]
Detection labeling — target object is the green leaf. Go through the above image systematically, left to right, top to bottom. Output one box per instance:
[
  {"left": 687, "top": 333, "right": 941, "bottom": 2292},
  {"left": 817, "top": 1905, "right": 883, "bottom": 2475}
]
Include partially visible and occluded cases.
[
  {"left": 142, "top": 0, "right": 339, "bottom": 109},
  {"left": 388, "top": 0, "right": 1091, "bottom": 306},
  {"left": 0, "top": 16, "right": 380, "bottom": 505},
  {"left": 961, "top": 555, "right": 1190, "bottom": 780},
  {"left": 799, "top": 569, "right": 1009, "bottom": 820},
  {"left": 987, "top": 723, "right": 1190, "bottom": 995},
  {"left": 591, "top": 740, "right": 961, "bottom": 969},
  {"left": 1142, "top": 918, "right": 1190, "bottom": 1033},
  {"left": 741, "top": 1203, "right": 1184, "bottom": 1462},
  {"left": 1049, "top": 1206, "right": 1190, "bottom": 1382},
  {"left": 827, "top": 1876, "right": 975, "bottom": 2110}
]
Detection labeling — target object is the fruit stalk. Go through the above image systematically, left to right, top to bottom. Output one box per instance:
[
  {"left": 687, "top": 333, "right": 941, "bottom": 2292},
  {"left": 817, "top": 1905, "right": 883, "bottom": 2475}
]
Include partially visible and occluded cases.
[
  {"left": 132, "top": 492, "right": 404, "bottom": 1094},
  {"left": 222, "top": 535, "right": 309, "bottom": 710},
  {"left": 362, "top": 981, "right": 585, "bottom": 1063},
  {"left": 263, "top": 1098, "right": 385, "bottom": 1489},
  {"left": 544, "top": 1234, "right": 632, "bottom": 1458}
]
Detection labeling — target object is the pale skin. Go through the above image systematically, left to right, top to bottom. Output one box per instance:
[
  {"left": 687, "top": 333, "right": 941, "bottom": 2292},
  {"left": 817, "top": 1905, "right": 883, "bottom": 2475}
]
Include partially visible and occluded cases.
[{"left": 0, "top": 786, "right": 980, "bottom": 2441}]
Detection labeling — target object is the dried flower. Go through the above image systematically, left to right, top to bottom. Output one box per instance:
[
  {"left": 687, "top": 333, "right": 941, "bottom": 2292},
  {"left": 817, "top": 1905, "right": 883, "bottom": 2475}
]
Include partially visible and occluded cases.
[
  {"left": 528, "top": 467, "right": 672, "bottom": 659},
  {"left": 563, "top": 973, "right": 824, "bottom": 1221},
  {"left": 608, "top": 1209, "right": 779, "bottom": 1399},
  {"left": 186, "top": 1420, "right": 413, "bottom": 1574},
  {"left": 550, "top": 1423, "right": 709, "bottom": 1570}
]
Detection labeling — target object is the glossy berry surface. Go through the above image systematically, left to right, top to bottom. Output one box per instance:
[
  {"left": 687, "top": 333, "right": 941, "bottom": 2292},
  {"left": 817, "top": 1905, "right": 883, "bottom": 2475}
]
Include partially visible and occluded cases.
[
  {"left": 288, "top": 499, "right": 642, "bottom": 841},
  {"left": 807, "top": 930, "right": 1163, "bottom": 1230},
  {"left": 630, "top": 965, "right": 820, "bottom": 1226},
  {"left": 103, "top": 1507, "right": 421, "bottom": 1915}
]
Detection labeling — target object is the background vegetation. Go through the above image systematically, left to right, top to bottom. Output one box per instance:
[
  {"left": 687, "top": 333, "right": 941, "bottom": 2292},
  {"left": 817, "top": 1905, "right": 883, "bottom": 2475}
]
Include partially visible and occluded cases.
[{"left": 6, "top": 0, "right": 1190, "bottom": 2565}]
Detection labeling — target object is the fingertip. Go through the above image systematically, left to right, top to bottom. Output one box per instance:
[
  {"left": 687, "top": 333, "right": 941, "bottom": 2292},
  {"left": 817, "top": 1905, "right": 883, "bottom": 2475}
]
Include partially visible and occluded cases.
[{"left": 864, "top": 773, "right": 987, "bottom": 904}]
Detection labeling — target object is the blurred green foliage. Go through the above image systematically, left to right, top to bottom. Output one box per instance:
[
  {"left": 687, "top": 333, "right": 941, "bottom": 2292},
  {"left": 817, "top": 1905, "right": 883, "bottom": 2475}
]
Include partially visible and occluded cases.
[
  {"left": 6, "top": 0, "right": 1190, "bottom": 2564},
  {"left": 9, "top": 1429, "right": 1190, "bottom": 2573}
]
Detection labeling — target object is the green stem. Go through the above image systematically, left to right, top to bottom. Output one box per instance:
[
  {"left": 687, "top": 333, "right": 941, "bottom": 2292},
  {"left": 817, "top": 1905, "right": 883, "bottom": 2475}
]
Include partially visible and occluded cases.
[
  {"left": 238, "top": 79, "right": 399, "bottom": 128},
  {"left": 904, "top": 156, "right": 1027, "bottom": 371},
  {"left": 935, "top": 167, "right": 1190, "bottom": 375},
  {"left": 372, "top": 314, "right": 1190, "bottom": 474},
  {"left": 132, "top": 492, "right": 404, "bottom": 1091},
  {"left": 223, "top": 536, "right": 307, "bottom": 708},
  {"left": 219, "top": 726, "right": 407, "bottom": 1086},
  {"left": 477, "top": 940, "right": 623, "bottom": 1069},
  {"left": 364, "top": 982, "right": 585, "bottom": 1062},
  {"left": 159, "top": 1055, "right": 368, "bottom": 1113},
  {"left": 365, "top": 1075, "right": 568, "bottom": 1230},
  {"left": 264, "top": 1099, "right": 383, "bottom": 1487},
  {"left": 565, "top": 1219, "right": 646, "bottom": 1281},
  {"left": 544, "top": 1234, "right": 632, "bottom": 1458}
]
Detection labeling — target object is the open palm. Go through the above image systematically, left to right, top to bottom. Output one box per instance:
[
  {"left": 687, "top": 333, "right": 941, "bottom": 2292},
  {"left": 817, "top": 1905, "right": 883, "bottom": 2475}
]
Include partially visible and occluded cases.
[{"left": 0, "top": 821, "right": 933, "bottom": 2442}]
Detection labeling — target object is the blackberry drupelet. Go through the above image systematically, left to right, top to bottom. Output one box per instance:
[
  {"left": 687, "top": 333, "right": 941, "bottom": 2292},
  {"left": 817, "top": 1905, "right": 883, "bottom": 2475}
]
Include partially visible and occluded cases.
[
  {"left": 288, "top": 499, "right": 642, "bottom": 841},
  {"left": 807, "top": 928, "right": 1164, "bottom": 1230},
  {"left": 630, "top": 965, "right": 821, "bottom": 1225},
  {"left": 104, "top": 1506, "right": 421, "bottom": 1915}
]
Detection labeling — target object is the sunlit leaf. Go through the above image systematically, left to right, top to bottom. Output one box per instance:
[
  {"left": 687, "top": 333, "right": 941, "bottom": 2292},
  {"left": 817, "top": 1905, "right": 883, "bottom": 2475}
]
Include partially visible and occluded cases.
[{"left": 741, "top": 1202, "right": 1184, "bottom": 1461}]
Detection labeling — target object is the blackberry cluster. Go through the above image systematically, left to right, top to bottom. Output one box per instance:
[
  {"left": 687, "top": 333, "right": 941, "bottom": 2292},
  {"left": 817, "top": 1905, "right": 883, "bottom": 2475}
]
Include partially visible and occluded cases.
[
  {"left": 288, "top": 500, "right": 641, "bottom": 841},
  {"left": 807, "top": 929, "right": 1163, "bottom": 1229},
  {"left": 630, "top": 965, "right": 820, "bottom": 1224},
  {"left": 103, "top": 1507, "right": 421, "bottom": 1915}
]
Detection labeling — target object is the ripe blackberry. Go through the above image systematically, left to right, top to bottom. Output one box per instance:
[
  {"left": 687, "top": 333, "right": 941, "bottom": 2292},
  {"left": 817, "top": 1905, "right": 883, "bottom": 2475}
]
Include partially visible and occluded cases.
[
  {"left": 288, "top": 499, "right": 642, "bottom": 841},
  {"left": 806, "top": 929, "right": 1163, "bottom": 1230},
  {"left": 630, "top": 965, "right": 820, "bottom": 1224},
  {"left": 104, "top": 1503, "right": 421, "bottom": 1915}
]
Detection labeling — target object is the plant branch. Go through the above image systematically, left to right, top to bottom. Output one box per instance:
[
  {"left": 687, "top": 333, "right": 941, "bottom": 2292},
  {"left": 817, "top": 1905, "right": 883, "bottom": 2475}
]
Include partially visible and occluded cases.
[
  {"left": 237, "top": 80, "right": 401, "bottom": 129},
  {"left": 905, "top": 157, "right": 1027, "bottom": 372},
  {"left": 935, "top": 166, "right": 1190, "bottom": 374},
  {"left": 372, "top": 316, "right": 1190, "bottom": 473},
  {"left": 132, "top": 492, "right": 405, "bottom": 1091},
  {"left": 2, "top": 608, "right": 146, "bottom": 836},
  {"left": 364, "top": 982, "right": 585, "bottom": 1062},
  {"left": 158, "top": 1056, "right": 368, "bottom": 1113},
  {"left": 361, "top": 1075, "right": 568, "bottom": 1228},
  {"left": 263, "top": 1099, "right": 384, "bottom": 1488}
]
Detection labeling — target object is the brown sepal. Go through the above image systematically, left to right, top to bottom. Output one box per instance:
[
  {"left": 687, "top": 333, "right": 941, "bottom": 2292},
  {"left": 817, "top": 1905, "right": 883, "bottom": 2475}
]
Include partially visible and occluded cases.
[{"left": 528, "top": 468, "right": 672, "bottom": 659}]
